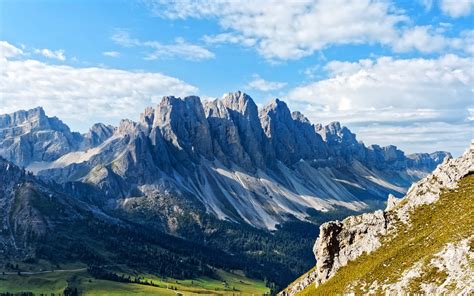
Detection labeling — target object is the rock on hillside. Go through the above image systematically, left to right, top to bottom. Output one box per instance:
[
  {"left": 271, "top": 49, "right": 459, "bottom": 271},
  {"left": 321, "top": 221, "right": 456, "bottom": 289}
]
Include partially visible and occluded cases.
[{"left": 282, "top": 143, "right": 473, "bottom": 295}]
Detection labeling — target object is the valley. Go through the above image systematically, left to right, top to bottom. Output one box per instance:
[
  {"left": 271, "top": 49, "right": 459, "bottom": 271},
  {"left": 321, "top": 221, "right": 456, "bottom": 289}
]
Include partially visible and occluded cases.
[
  {"left": 0, "top": 93, "right": 452, "bottom": 293},
  {"left": 0, "top": 266, "right": 269, "bottom": 295}
]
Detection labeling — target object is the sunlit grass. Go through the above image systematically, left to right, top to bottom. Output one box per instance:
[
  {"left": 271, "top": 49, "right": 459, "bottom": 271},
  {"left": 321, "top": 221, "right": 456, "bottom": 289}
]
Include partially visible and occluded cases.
[
  {"left": 298, "top": 173, "right": 474, "bottom": 295},
  {"left": 0, "top": 268, "right": 270, "bottom": 296}
]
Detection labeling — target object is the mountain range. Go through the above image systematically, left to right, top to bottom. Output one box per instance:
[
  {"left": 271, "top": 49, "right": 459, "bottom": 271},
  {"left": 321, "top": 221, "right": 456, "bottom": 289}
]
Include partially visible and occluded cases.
[
  {"left": 0, "top": 91, "right": 451, "bottom": 291},
  {"left": 0, "top": 91, "right": 448, "bottom": 230}
]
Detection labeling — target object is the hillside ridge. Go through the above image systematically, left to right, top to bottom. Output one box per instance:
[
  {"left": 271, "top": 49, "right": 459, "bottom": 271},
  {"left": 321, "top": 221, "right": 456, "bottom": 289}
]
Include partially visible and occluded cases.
[{"left": 282, "top": 143, "right": 473, "bottom": 295}]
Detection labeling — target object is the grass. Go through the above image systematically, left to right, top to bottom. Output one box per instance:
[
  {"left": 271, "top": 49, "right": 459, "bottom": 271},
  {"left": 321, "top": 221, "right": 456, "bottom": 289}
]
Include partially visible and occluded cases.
[
  {"left": 298, "top": 173, "right": 474, "bottom": 295},
  {"left": 0, "top": 268, "right": 270, "bottom": 295}
]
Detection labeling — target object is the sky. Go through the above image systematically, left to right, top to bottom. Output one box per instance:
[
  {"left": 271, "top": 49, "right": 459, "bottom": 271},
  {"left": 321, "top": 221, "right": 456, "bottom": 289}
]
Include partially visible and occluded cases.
[{"left": 0, "top": 0, "right": 473, "bottom": 156}]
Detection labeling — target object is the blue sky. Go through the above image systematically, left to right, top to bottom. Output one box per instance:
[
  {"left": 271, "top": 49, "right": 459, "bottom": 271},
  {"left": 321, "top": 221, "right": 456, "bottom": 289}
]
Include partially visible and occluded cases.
[{"left": 0, "top": 0, "right": 473, "bottom": 155}]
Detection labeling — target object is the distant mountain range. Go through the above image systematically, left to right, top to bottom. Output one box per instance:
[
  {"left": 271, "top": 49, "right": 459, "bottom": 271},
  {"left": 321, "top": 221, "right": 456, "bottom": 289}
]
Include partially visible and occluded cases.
[
  {"left": 0, "top": 91, "right": 451, "bottom": 290},
  {"left": 0, "top": 91, "right": 449, "bottom": 230}
]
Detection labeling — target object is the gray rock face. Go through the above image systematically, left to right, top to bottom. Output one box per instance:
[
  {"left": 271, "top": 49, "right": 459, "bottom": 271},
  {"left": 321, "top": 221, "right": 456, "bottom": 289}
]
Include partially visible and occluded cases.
[
  {"left": 205, "top": 91, "right": 272, "bottom": 170},
  {"left": 0, "top": 92, "right": 451, "bottom": 229},
  {"left": 154, "top": 95, "right": 213, "bottom": 163},
  {"left": 259, "top": 99, "right": 327, "bottom": 165},
  {"left": 0, "top": 107, "right": 114, "bottom": 167},
  {"left": 0, "top": 107, "right": 82, "bottom": 166},
  {"left": 84, "top": 123, "right": 115, "bottom": 147},
  {"left": 407, "top": 151, "right": 452, "bottom": 171},
  {"left": 0, "top": 157, "right": 86, "bottom": 259},
  {"left": 313, "top": 210, "right": 389, "bottom": 285}
]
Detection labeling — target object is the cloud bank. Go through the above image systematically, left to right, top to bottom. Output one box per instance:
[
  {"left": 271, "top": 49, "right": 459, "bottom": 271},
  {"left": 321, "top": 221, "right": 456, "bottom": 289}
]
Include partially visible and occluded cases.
[
  {"left": 148, "top": 0, "right": 473, "bottom": 60},
  {"left": 0, "top": 41, "right": 197, "bottom": 131},
  {"left": 286, "top": 54, "right": 473, "bottom": 155}
]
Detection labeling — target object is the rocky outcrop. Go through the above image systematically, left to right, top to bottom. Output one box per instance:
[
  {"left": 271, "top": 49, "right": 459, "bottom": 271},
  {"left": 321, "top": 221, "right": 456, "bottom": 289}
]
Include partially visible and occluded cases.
[
  {"left": 205, "top": 91, "right": 273, "bottom": 170},
  {"left": 259, "top": 99, "right": 328, "bottom": 165},
  {"left": 0, "top": 107, "right": 114, "bottom": 167},
  {"left": 0, "top": 107, "right": 82, "bottom": 166},
  {"left": 83, "top": 123, "right": 115, "bottom": 147},
  {"left": 306, "top": 144, "right": 473, "bottom": 291},
  {"left": 381, "top": 237, "right": 474, "bottom": 294}
]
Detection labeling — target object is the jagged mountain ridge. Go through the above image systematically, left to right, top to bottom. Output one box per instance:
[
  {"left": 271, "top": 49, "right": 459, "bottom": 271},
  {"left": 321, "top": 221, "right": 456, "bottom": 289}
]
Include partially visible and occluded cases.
[
  {"left": 0, "top": 91, "right": 450, "bottom": 229},
  {"left": 0, "top": 106, "right": 115, "bottom": 167},
  {"left": 283, "top": 144, "right": 473, "bottom": 295}
]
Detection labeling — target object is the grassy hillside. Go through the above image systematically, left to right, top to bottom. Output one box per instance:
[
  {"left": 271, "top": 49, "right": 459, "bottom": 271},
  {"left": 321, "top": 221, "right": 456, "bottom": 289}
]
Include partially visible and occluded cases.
[
  {"left": 298, "top": 173, "right": 474, "bottom": 295},
  {"left": 0, "top": 268, "right": 270, "bottom": 295}
]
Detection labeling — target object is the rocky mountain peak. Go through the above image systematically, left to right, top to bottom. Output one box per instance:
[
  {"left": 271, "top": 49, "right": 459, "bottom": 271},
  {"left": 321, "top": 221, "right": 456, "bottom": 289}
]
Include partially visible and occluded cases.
[
  {"left": 221, "top": 91, "right": 258, "bottom": 118},
  {"left": 154, "top": 95, "right": 213, "bottom": 160},
  {"left": 0, "top": 106, "right": 68, "bottom": 134},
  {"left": 0, "top": 106, "right": 45, "bottom": 126},
  {"left": 139, "top": 106, "right": 155, "bottom": 127},
  {"left": 0, "top": 107, "right": 85, "bottom": 166},
  {"left": 291, "top": 111, "right": 310, "bottom": 124},
  {"left": 321, "top": 121, "right": 355, "bottom": 142},
  {"left": 84, "top": 123, "right": 115, "bottom": 147}
]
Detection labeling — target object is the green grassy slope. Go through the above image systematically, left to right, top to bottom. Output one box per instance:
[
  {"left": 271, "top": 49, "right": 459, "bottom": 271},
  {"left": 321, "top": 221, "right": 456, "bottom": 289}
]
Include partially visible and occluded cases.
[
  {"left": 298, "top": 173, "right": 474, "bottom": 295},
  {"left": 0, "top": 268, "right": 270, "bottom": 295}
]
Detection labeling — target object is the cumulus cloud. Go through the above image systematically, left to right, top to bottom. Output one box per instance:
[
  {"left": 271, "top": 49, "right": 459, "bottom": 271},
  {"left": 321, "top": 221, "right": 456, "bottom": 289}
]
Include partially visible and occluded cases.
[
  {"left": 146, "top": 0, "right": 473, "bottom": 60},
  {"left": 146, "top": 0, "right": 406, "bottom": 60},
  {"left": 440, "top": 0, "right": 474, "bottom": 17},
  {"left": 393, "top": 26, "right": 469, "bottom": 53},
  {"left": 112, "top": 29, "right": 214, "bottom": 61},
  {"left": 203, "top": 33, "right": 257, "bottom": 47},
  {"left": 0, "top": 41, "right": 198, "bottom": 131},
  {"left": 0, "top": 41, "right": 24, "bottom": 58},
  {"left": 34, "top": 48, "right": 66, "bottom": 61},
  {"left": 102, "top": 51, "right": 120, "bottom": 57},
  {"left": 286, "top": 54, "right": 473, "bottom": 155},
  {"left": 245, "top": 74, "right": 286, "bottom": 92},
  {"left": 349, "top": 122, "right": 473, "bottom": 156}
]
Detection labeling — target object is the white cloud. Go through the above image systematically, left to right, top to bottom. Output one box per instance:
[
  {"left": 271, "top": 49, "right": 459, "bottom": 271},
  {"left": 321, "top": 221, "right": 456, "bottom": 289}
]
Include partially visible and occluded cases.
[
  {"left": 147, "top": 0, "right": 407, "bottom": 60},
  {"left": 147, "top": 0, "right": 474, "bottom": 60},
  {"left": 440, "top": 0, "right": 474, "bottom": 18},
  {"left": 393, "top": 26, "right": 474, "bottom": 54},
  {"left": 394, "top": 26, "right": 455, "bottom": 53},
  {"left": 112, "top": 30, "right": 214, "bottom": 61},
  {"left": 203, "top": 33, "right": 257, "bottom": 47},
  {"left": 0, "top": 41, "right": 198, "bottom": 131},
  {"left": 0, "top": 41, "right": 24, "bottom": 58},
  {"left": 34, "top": 48, "right": 66, "bottom": 61},
  {"left": 103, "top": 51, "right": 120, "bottom": 57},
  {"left": 286, "top": 54, "right": 474, "bottom": 155},
  {"left": 245, "top": 74, "right": 286, "bottom": 92},
  {"left": 349, "top": 122, "right": 472, "bottom": 156}
]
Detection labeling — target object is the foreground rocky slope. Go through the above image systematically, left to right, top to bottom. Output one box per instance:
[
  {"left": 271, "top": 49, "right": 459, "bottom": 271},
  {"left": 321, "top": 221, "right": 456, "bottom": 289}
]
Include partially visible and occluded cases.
[
  {"left": 0, "top": 92, "right": 449, "bottom": 230},
  {"left": 283, "top": 143, "right": 473, "bottom": 295}
]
